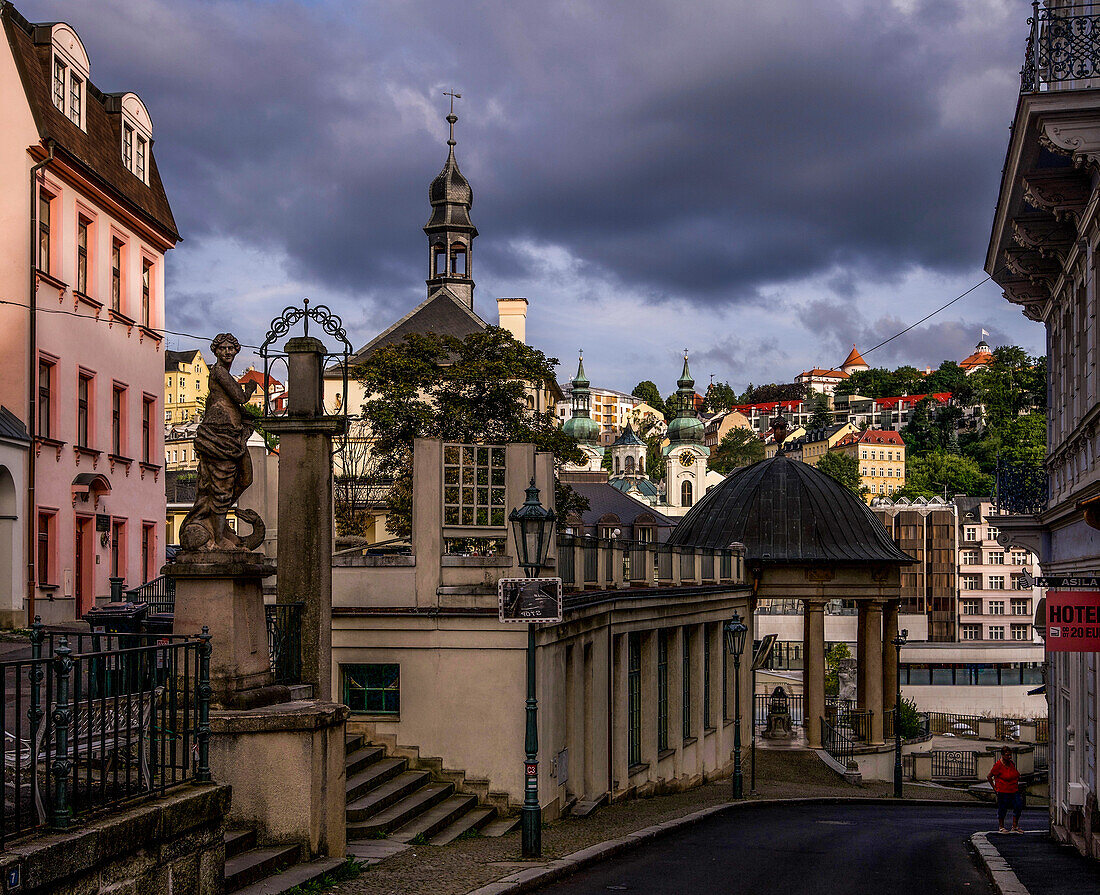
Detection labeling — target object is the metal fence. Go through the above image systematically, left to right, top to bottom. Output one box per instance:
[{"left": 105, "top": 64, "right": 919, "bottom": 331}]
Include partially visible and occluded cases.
[
  {"left": 1022, "top": 3, "right": 1100, "bottom": 94},
  {"left": 125, "top": 575, "right": 176, "bottom": 615},
  {"left": 265, "top": 603, "right": 304, "bottom": 686},
  {"left": 1, "top": 622, "right": 210, "bottom": 845},
  {"left": 754, "top": 693, "right": 804, "bottom": 727},
  {"left": 927, "top": 711, "right": 983, "bottom": 737},
  {"left": 821, "top": 716, "right": 854, "bottom": 769},
  {"left": 1034, "top": 742, "right": 1049, "bottom": 770},
  {"left": 930, "top": 750, "right": 978, "bottom": 780}
]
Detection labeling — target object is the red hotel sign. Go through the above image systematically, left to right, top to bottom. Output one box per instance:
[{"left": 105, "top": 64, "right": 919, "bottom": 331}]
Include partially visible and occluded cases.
[{"left": 1046, "top": 591, "right": 1100, "bottom": 652}]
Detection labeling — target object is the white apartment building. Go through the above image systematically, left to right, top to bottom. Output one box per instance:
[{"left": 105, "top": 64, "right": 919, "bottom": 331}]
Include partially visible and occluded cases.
[{"left": 557, "top": 384, "right": 643, "bottom": 446}]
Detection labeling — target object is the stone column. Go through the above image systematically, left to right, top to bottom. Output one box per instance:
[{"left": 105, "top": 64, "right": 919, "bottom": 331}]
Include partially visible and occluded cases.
[
  {"left": 263, "top": 337, "right": 346, "bottom": 701},
  {"left": 805, "top": 599, "right": 826, "bottom": 749},
  {"left": 882, "top": 599, "right": 900, "bottom": 729},
  {"left": 862, "top": 601, "right": 885, "bottom": 745},
  {"left": 856, "top": 602, "right": 867, "bottom": 710}
]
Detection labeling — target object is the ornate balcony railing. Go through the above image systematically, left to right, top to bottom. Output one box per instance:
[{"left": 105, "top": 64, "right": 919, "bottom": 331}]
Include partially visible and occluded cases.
[
  {"left": 1022, "top": 2, "right": 1100, "bottom": 93},
  {"left": 992, "top": 458, "right": 1048, "bottom": 515}
]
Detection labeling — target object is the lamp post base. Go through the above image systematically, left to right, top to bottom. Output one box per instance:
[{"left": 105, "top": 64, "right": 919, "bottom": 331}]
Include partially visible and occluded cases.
[{"left": 521, "top": 805, "right": 541, "bottom": 858}]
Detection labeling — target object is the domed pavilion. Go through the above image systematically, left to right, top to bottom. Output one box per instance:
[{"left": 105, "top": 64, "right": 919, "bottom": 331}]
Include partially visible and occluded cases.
[{"left": 669, "top": 453, "right": 914, "bottom": 748}]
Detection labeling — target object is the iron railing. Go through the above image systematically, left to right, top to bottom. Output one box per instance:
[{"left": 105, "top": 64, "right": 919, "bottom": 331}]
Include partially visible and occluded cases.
[
  {"left": 1023, "top": 3, "right": 1100, "bottom": 93},
  {"left": 993, "top": 457, "right": 1048, "bottom": 515},
  {"left": 125, "top": 575, "right": 176, "bottom": 615},
  {"left": 265, "top": 603, "right": 304, "bottom": 686},
  {"left": 1, "top": 621, "right": 209, "bottom": 844},
  {"left": 754, "top": 692, "right": 804, "bottom": 727},
  {"left": 885, "top": 709, "right": 931, "bottom": 742},
  {"left": 926, "top": 711, "right": 983, "bottom": 737},
  {"left": 821, "top": 716, "right": 854, "bottom": 769},
  {"left": 1034, "top": 742, "right": 1049, "bottom": 770},
  {"left": 930, "top": 749, "right": 978, "bottom": 780}
]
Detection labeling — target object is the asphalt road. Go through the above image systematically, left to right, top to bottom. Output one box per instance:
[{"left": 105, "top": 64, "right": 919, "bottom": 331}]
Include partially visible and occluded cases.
[{"left": 535, "top": 803, "right": 1004, "bottom": 895}]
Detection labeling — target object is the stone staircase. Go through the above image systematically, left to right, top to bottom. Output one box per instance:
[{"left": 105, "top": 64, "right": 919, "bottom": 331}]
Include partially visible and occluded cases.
[
  {"left": 344, "top": 734, "right": 518, "bottom": 845},
  {"left": 223, "top": 826, "right": 341, "bottom": 895}
]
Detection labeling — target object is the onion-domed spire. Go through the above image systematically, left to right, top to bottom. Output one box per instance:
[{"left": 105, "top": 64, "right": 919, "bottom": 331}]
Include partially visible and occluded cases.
[
  {"left": 425, "top": 91, "right": 477, "bottom": 307},
  {"left": 667, "top": 351, "right": 705, "bottom": 446},
  {"left": 563, "top": 352, "right": 600, "bottom": 445}
]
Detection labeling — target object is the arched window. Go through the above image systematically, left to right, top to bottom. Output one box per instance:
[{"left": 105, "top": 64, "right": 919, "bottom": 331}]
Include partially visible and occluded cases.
[
  {"left": 451, "top": 243, "right": 467, "bottom": 276},
  {"left": 433, "top": 244, "right": 447, "bottom": 276},
  {"left": 614, "top": 456, "right": 620, "bottom": 473},
  {"left": 624, "top": 456, "right": 635, "bottom": 473},
  {"left": 639, "top": 457, "right": 645, "bottom": 473},
  {"left": 681, "top": 480, "right": 693, "bottom": 507}
]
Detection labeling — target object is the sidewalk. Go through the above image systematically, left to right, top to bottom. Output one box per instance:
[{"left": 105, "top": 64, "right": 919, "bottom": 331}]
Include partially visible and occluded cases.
[
  {"left": 331, "top": 750, "right": 980, "bottom": 895},
  {"left": 973, "top": 828, "right": 1100, "bottom": 895}
]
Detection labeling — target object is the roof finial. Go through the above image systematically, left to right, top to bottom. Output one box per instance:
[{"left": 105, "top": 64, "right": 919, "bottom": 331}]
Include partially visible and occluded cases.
[{"left": 444, "top": 90, "right": 462, "bottom": 146}]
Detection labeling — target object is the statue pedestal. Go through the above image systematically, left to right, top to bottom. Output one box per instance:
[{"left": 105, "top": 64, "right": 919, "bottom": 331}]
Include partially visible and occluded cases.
[
  {"left": 167, "top": 551, "right": 286, "bottom": 708},
  {"left": 210, "top": 699, "right": 349, "bottom": 859}
]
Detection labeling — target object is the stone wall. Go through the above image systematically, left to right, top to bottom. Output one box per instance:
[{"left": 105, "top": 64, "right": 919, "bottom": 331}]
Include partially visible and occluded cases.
[{"left": 0, "top": 784, "right": 230, "bottom": 895}]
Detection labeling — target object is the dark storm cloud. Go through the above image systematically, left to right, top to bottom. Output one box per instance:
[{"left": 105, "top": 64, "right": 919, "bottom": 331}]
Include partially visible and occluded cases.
[{"left": 25, "top": 0, "right": 1024, "bottom": 317}]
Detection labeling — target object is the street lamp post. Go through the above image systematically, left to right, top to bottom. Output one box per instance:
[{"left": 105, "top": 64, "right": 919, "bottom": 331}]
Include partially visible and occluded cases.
[
  {"left": 509, "top": 480, "right": 556, "bottom": 860},
  {"left": 724, "top": 614, "right": 748, "bottom": 800},
  {"left": 892, "top": 628, "right": 908, "bottom": 799}
]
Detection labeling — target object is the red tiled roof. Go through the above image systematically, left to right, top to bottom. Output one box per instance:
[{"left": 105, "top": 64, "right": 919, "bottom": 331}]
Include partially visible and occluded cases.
[
  {"left": 842, "top": 345, "right": 868, "bottom": 368},
  {"left": 959, "top": 349, "right": 994, "bottom": 371},
  {"left": 798, "top": 368, "right": 849, "bottom": 379},
  {"left": 238, "top": 369, "right": 282, "bottom": 388},
  {"left": 873, "top": 392, "right": 951, "bottom": 409},
  {"left": 732, "top": 399, "right": 805, "bottom": 414},
  {"left": 835, "top": 429, "right": 905, "bottom": 448}
]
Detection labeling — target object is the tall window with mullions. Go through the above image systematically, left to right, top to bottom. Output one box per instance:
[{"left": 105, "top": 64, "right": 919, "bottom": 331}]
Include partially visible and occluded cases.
[
  {"left": 657, "top": 630, "right": 669, "bottom": 752},
  {"left": 627, "top": 633, "right": 641, "bottom": 767}
]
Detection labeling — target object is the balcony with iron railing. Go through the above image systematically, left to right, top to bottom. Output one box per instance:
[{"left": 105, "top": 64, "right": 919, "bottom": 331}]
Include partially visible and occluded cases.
[
  {"left": 1022, "top": 2, "right": 1100, "bottom": 93},
  {"left": 992, "top": 457, "right": 1048, "bottom": 516}
]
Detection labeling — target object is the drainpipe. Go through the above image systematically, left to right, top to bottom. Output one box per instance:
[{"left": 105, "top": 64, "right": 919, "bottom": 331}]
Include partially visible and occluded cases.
[
  {"left": 26, "top": 140, "right": 54, "bottom": 627},
  {"left": 606, "top": 621, "right": 613, "bottom": 803}
]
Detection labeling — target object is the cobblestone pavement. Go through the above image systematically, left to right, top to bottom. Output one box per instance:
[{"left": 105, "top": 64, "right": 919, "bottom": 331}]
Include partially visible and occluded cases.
[{"left": 328, "top": 751, "right": 983, "bottom": 895}]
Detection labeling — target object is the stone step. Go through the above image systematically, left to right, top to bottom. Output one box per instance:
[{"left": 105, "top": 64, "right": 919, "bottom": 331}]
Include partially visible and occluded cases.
[
  {"left": 286, "top": 683, "right": 313, "bottom": 701},
  {"left": 345, "top": 733, "right": 365, "bottom": 755},
  {"left": 346, "top": 744, "right": 386, "bottom": 778},
  {"left": 346, "top": 759, "right": 413, "bottom": 808},
  {"left": 346, "top": 769, "right": 429, "bottom": 823},
  {"left": 347, "top": 782, "right": 453, "bottom": 839},
  {"left": 390, "top": 793, "right": 479, "bottom": 843},
  {"left": 571, "top": 798, "right": 604, "bottom": 818},
  {"left": 429, "top": 805, "right": 497, "bottom": 846},
  {"left": 480, "top": 816, "right": 522, "bottom": 837},
  {"left": 224, "top": 827, "right": 257, "bottom": 860},
  {"left": 224, "top": 845, "right": 300, "bottom": 893},
  {"left": 230, "top": 857, "right": 343, "bottom": 895}
]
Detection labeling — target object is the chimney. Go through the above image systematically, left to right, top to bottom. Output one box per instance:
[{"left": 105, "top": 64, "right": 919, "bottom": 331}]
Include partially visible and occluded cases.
[{"left": 497, "top": 297, "right": 528, "bottom": 344}]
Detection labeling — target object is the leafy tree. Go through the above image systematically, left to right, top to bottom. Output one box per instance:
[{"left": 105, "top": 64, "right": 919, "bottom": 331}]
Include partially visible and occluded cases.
[
  {"left": 356, "top": 327, "right": 587, "bottom": 539},
  {"left": 924, "top": 361, "right": 967, "bottom": 397},
  {"left": 835, "top": 368, "right": 896, "bottom": 399},
  {"left": 631, "top": 380, "right": 665, "bottom": 415},
  {"left": 703, "top": 380, "right": 738, "bottom": 415},
  {"left": 739, "top": 382, "right": 804, "bottom": 404},
  {"left": 807, "top": 393, "right": 831, "bottom": 431},
  {"left": 710, "top": 427, "right": 764, "bottom": 474},
  {"left": 645, "top": 433, "right": 667, "bottom": 483},
  {"left": 601, "top": 449, "right": 613, "bottom": 472},
  {"left": 815, "top": 451, "right": 863, "bottom": 496},
  {"left": 895, "top": 451, "right": 993, "bottom": 501},
  {"left": 825, "top": 642, "right": 852, "bottom": 697}
]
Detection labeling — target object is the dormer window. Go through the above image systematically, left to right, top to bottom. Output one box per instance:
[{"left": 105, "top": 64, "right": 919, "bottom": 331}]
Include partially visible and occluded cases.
[
  {"left": 45, "top": 25, "right": 89, "bottom": 131},
  {"left": 118, "top": 94, "right": 153, "bottom": 184}
]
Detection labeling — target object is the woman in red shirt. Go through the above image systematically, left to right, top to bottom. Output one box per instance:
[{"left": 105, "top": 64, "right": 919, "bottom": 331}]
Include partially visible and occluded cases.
[{"left": 988, "top": 746, "right": 1023, "bottom": 833}]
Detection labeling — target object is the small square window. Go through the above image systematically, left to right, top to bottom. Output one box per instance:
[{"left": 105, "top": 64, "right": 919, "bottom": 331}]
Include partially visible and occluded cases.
[{"left": 342, "top": 663, "right": 399, "bottom": 715}]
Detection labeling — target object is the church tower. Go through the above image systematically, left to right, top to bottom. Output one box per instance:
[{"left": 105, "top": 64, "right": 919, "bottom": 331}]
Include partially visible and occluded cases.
[
  {"left": 425, "top": 97, "right": 478, "bottom": 308},
  {"left": 663, "top": 352, "right": 710, "bottom": 511},
  {"left": 562, "top": 354, "right": 604, "bottom": 472}
]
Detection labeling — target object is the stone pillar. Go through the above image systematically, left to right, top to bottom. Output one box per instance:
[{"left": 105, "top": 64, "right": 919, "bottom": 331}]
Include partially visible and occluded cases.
[
  {"left": 263, "top": 337, "right": 346, "bottom": 702},
  {"left": 170, "top": 553, "right": 278, "bottom": 707},
  {"left": 805, "top": 599, "right": 826, "bottom": 749},
  {"left": 882, "top": 599, "right": 900, "bottom": 730},
  {"left": 862, "top": 601, "right": 885, "bottom": 745},
  {"left": 856, "top": 602, "right": 867, "bottom": 710}
]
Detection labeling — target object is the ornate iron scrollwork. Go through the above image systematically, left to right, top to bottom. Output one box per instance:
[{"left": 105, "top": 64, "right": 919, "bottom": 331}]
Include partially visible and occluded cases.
[
  {"left": 1023, "top": 4, "right": 1100, "bottom": 93},
  {"left": 993, "top": 457, "right": 1048, "bottom": 516}
]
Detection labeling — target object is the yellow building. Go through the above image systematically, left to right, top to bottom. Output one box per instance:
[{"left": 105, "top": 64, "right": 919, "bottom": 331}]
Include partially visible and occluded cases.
[
  {"left": 164, "top": 349, "right": 209, "bottom": 426},
  {"left": 165, "top": 421, "right": 197, "bottom": 471},
  {"left": 795, "top": 422, "right": 859, "bottom": 467},
  {"left": 764, "top": 425, "right": 805, "bottom": 458},
  {"left": 832, "top": 429, "right": 906, "bottom": 500}
]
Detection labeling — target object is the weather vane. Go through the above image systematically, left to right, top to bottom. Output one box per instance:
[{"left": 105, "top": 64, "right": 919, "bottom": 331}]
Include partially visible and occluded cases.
[{"left": 444, "top": 89, "right": 462, "bottom": 114}]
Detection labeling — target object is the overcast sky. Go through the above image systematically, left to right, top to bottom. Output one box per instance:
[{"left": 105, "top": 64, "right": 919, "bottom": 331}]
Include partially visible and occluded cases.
[{"left": 26, "top": 0, "right": 1044, "bottom": 396}]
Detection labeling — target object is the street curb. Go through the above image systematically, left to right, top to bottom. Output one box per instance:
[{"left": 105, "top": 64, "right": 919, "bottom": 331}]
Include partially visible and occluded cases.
[
  {"left": 463, "top": 796, "right": 987, "bottom": 895},
  {"left": 970, "top": 832, "right": 1031, "bottom": 895}
]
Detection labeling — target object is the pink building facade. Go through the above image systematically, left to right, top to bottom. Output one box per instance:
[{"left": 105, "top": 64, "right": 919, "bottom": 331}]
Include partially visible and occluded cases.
[{"left": 0, "top": 5, "right": 178, "bottom": 625}]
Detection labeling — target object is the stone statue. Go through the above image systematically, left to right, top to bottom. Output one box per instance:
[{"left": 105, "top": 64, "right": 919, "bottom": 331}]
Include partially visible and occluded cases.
[
  {"left": 180, "top": 333, "right": 265, "bottom": 552},
  {"left": 837, "top": 657, "right": 858, "bottom": 703}
]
